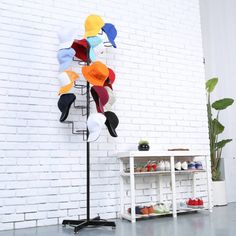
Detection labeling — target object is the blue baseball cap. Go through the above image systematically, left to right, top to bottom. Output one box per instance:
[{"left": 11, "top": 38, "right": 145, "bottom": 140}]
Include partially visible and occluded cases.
[
  {"left": 102, "top": 23, "right": 117, "bottom": 48},
  {"left": 86, "top": 36, "right": 102, "bottom": 62},
  {"left": 57, "top": 48, "right": 75, "bottom": 71}
]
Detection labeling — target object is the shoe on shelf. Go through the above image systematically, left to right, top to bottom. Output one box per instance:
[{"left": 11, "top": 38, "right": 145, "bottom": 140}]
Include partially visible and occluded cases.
[
  {"left": 146, "top": 161, "right": 157, "bottom": 172},
  {"left": 157, "top": 161, "right": 165, "bottom": 171},
  {"left": 164, "top": 161, "right": 171, "bottom": 171},
  {"left": 181, "top": 161, "right": 188, "bottom": 170},
  {"left": 195, "top": 161, "right": 203, "bottom": 170},
  {"left": 175, "top": 162, "right": 181, "bottom": 171},
  {"left": 188, "top": 162, "right": 196, "bottom": 170},
  {"left": 186, "top": 198, "right": 198, "bottom": 208},
  {"left": 186, "top": 198, "right": 204, "bottom": 208},
  {"left": 197, "top": 198, "right": 204, "bottom": 208},
  {"left": 177, "top": 201, "right": 188, "bottom": 210},
  {"left": 153, "top": 203, "right": 165, "bottom": 214},
  {"left": 160, "top": 203, "right": 170, "bottom": 213},
  {"left": 127, "top": 206, "right": 142, "bottom": 214},
  {"left": 140, "top": 206, "right": 149, "bottom": 215},
  {"left": 147, "top": 206, "right": 155, "bottom": 214}
]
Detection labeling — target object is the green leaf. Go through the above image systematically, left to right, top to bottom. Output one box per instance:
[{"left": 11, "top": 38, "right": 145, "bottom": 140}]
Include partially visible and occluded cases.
[
  {"left": 206, "top": 78, "right": 218, "bottom": 92},
  {"left": 212, "top": 98, "right": 234, "bottom": 110},
  {"left": 212, "top": 119, "right": 224, "bottom": 135},
  {"left": 216, "top": 139, "right": 232, "bottom": 149}
]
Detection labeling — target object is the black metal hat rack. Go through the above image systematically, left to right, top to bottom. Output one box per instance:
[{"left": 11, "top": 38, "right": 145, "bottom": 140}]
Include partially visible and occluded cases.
[{"left": 61, "top": 42, "right": 116, "bottom": 233}]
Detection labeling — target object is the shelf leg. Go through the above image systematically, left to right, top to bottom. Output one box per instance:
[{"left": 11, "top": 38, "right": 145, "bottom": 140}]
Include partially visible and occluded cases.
[
  {"left": 130, "top": 155, "right": 136, "bottom": 223},
  {"left": 170, "top": 156, "right": 177, "bottom": 218},
  {"left": 120, "top": 159, "right": 124, "bottom": 217}
]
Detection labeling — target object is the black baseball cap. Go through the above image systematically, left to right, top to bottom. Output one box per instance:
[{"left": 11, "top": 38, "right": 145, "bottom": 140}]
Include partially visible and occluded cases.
[
  {"left": 57, "top": 93, "right": 76, "bottom": 122},
  {"left": 104, "top": 111, "right": 119, "bottom": 137}
]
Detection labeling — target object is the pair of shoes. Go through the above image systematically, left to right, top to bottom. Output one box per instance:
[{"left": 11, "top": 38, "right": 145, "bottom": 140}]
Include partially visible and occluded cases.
[
  {"left": 145, "top": 161, "right": 157, "bottom": 172},
  {"left": 156, "top": 161, "right": 171, "bottom": 171},
  {"left": 175, "top": 161, "right": 188, "bottom": 170},
  {"left": 188, "top": 161, "right": 203, "bottom": 170},
  {"left": 186, "top": 198, "right": 204, "bottom": 208},
  {"left": 153, "top": 203, "right": 170, "bottom": 214},
  {"left": 127, "top": 206, "right": 155, "bottom": 215},
  {"left": 128, "top": 206, "right": 142, "bottom": 214}
]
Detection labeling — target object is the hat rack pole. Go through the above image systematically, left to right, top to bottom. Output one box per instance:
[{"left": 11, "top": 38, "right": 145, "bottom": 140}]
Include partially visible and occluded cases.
[{"left": 86, "top": 48, "right": 90, "bottom": 222}]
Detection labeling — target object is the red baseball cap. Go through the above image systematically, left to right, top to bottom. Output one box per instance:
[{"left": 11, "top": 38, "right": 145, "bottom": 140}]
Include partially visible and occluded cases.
[
  {"left": 71, "top": 39, "right": 90, "bottom": 63},
  {"left": 104, "top": 68, "right": 115, "bottom": 89},
  {"left": 91, "top": 86, "right": 109, "bottom": 113}
]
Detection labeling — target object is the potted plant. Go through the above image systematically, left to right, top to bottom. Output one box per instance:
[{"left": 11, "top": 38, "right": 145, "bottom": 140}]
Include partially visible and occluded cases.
[
  {"left": 206, "top": 77, "right": 234, "bottom": 206},
  {"left": 138, "top": 139, "right": 150, "bottom": 151}
]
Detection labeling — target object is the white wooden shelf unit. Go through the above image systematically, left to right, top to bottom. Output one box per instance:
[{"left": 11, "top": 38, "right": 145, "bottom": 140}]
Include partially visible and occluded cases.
[{"left": 118, "top": 151, "right": 213, "bottom": 223}]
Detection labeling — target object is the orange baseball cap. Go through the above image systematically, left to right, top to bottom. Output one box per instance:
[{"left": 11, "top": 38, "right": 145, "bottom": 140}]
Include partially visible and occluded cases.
[
  {"left": 82, "top": 61, "right": 109, "bottom": 86},
  {"left": 58, "top": 70, "right": 79, "bottom": 95}
]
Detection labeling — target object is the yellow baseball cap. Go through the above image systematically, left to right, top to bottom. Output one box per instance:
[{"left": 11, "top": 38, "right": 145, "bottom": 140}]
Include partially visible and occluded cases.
[{"left": 84, "top": 15, "right": 105, "bottom": 38}]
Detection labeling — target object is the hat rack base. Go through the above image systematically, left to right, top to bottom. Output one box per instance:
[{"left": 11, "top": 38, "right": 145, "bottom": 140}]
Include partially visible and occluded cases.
[
  {"left": 61, "top": 44, "right": 116, "bottom": 234},
  {"left": 62, "top": 216, "right": 116, "bottom": 234}
]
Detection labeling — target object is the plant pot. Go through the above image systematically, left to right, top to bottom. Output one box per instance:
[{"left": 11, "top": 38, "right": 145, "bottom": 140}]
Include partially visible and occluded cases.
[
  {"left": 138, "top": 144, "right": 150, "bottom": 151},
  {"left": 212, "top": 180, "right": 227, "bottom": 206}
]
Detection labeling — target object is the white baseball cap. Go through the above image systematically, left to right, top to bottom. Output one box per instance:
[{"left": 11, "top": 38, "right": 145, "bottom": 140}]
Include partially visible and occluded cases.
[
  {"left": 58, "top": 27, "right": 78, "bottom": 50},
  {"left": 104, "top": 86, "right": 116, "bottom": 111},
  {"left": 87, "top": 113, "right": 106, "bottom": 142}
]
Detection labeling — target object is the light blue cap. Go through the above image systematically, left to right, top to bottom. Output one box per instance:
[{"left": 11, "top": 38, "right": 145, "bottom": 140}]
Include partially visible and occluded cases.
[
  {"left": 86, "top": 36, "right": 102, "bottom": 62},
  {"left": 57, "top": 48, "right": 76, "bottom": 71}
]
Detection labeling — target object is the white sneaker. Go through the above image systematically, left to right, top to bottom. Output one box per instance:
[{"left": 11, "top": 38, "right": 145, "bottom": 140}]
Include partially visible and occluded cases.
[
  {"left": 158, "top": 161, "right": 165, "bottom": 171},
  {"left": 164, "top": 161, "right": 171, "bottom": 171},
  {"left": 181, "top": 161, "right": 188, "bottom": 170},
  {"left": 175, "top": 162, "right": 181, "bottom": 171},
  {"left": 153, "top": 203, "right": 165, "bottom": 214},
  {"left": 160, "top": 203, "right": 170, "bottom": 213}
]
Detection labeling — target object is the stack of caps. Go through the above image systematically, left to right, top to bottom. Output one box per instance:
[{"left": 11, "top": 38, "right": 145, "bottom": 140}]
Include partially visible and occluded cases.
[{"left": 56, "top": 15, "right": 118, "bottom": 142}]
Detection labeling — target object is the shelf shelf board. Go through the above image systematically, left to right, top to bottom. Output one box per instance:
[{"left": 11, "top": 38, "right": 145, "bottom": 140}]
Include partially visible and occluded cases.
[
  {"left": 117, "top": 151, "right": 208, "bottom": 159},
  {"left": 121, "top": 169, "right": 206, "bottom": 176},
  {"left": 175, "top": 169, "right": 206, "bottom": 174},
  {"left": 121, "top": 171, "right": 170, "bottom": 176},
  {"left": 121, "top": 207, "right": 209, "bottom": 221},
  {"left": 176, "top": 207, "right": 209, "bottom": 213},
  {"left": 121, "top": 212, "right": 172, "bottom": 221}
]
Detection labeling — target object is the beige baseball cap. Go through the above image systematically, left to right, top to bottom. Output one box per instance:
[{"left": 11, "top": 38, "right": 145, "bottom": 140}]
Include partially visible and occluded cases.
[{"left": 104, "top": 86, "right": 116, "bottom": 111}]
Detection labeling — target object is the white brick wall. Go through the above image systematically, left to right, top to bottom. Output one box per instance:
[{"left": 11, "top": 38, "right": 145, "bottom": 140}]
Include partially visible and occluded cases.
[{"left": 0, "top": 0, "right": 209, "bottom": 231}]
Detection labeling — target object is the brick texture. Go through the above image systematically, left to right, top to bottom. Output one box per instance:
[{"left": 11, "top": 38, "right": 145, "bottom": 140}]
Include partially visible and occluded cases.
[{"left": 0, "top": 0, "right": 209, "bottom": 230}]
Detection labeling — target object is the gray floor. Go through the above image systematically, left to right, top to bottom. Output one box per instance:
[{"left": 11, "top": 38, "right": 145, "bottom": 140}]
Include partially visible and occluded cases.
[{"left": 1, "top": 203, "right": 236, "bottom": 236}]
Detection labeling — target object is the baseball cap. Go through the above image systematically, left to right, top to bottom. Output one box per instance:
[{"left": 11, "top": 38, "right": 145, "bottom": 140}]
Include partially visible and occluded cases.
[
  {"left": 58, "top": 93, "right": 76, "bottom": 122},
  {"left": 87, "top": 113, "right": 106, "bottom": 142}
]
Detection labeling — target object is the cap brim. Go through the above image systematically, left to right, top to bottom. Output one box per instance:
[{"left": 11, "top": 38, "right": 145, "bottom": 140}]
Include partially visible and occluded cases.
[
  {"left": 84, "top": 28, "right": 101, "bottom": 38},
  {"left": 107, "top": 36, "right": 117, "bottom": 48},
  {"left": 89, "top": 48, "right": 96, "bottom": 62},
  {"left": 59, "top": 59, "right": 73, "bottom": 71},
  {"left": 82, "top": 66, "right": 105, "bottom": 86},
  {"left": 59, "top": 82, "right": 74, "bottom": 95},
  {"left": 59, "top": 97, "right": 75, "bottom": 122},
  {"left": 105, "top": 121, "right": 118, "bottom": 137},
  {"left": 87, "top": 131, "right": 100, "bottom": 142}
]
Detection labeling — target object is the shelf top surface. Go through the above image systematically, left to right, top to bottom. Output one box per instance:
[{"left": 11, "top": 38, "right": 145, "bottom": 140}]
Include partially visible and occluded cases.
[{"left": 117, "top": 151, "right": 208, "bottom": 158}]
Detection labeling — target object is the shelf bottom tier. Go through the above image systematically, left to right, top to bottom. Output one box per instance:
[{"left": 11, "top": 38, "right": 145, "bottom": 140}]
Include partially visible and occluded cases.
[{"left": 121, "top": 207, "right": 209, "bottom": 221}]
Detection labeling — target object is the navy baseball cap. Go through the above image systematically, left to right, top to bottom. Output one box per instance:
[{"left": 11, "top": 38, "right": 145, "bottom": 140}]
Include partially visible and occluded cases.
[{"left": 58, "top": 93, "right": 76, "bottom": 122}]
